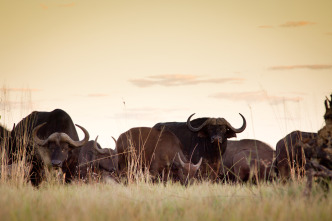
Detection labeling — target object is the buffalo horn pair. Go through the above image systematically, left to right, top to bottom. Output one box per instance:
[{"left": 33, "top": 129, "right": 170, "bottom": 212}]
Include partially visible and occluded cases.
[
  {"left": 187, "top": 113, "right": 246, "bottom": 133},
  {"left": 33, "top": 122, "right": 89, "bottom": 148}
]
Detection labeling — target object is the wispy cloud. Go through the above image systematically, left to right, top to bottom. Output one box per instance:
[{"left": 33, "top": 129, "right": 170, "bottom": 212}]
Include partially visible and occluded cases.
[
  {"left": 39, "top": 2, "right": 75, "bottom": 10},
  {"left": 58, "top": 2, "right": 76, "bottom": 8},
  {"left": 40, "top": 3, "right": 48, "bottom": 10},
  {"left": 259, "top": 21, "right": 316, "bottom": 29},
  {"left": 280, "top": 21, "right": 316, "bottom": 28},
  {"left": 258, "top": 25, "right": 274, "bottom": 29},
  {"left": 269, "top": 64, "right": 332, "bottom": 70},
  {"left": 129, "top": 74, "right": 244, "bottom": 88},
  {"left": 0, "top": 88, "right": 41, "bottom": 92},
  {"left": 209, "top": 91, "right": 302, "bottom": 105},
  {"left": 72, "top": 93, "right": 109, "bottom": 98},
  {"left": 87, "top": 93, "right": 108, "bottom": 97},
  {"left": 110, "top": 107, "right": 187, "bottom": 121}
]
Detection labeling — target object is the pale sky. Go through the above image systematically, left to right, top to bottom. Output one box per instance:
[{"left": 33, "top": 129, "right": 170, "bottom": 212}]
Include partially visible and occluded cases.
[{"left": 1, "top": 0, "right": 331, "bottom": 149}]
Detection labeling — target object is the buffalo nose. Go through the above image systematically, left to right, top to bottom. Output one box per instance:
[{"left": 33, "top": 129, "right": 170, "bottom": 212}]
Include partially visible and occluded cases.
[
  {"left": 211, "top": 136, "right": 222, "bottom": 144},
  {"left": 51, "top": 160, "right": 62, "bottom": 168}
]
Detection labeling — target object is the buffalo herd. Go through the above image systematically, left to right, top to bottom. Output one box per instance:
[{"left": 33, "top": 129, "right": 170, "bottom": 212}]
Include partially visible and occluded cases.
[{"left": 0, "top": 95, "right": 332, "bottom": 187}]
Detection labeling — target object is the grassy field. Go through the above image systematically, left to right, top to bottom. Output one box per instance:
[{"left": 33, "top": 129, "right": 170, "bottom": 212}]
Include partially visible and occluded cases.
[
  {"left": 0, "top": 91, "right": 331, "bottom": 221},
  {"left": 0, "top": 126, "right": 331, "bottom": 221},
  {"left": 0, "top": 131, "right": 332, "bottom": 220},
  {"left": 0, "top": 177, "right": 331, "bottom": 221}
]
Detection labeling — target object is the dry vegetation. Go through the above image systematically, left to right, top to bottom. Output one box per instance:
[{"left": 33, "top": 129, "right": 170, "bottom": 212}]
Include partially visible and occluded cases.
[
  {"left": 0, "top": 90, "right": 331, "bottom": 221},
  {"left": 1, "top": 127, "right": 331, "bottom": 221},
  {"left": 0, "top": 173, "right": 331, "bottom": 221}
]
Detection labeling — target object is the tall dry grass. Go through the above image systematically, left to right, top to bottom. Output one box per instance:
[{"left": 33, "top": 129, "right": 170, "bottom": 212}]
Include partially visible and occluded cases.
[
  {"left": 1, "top": 87, "right": 332, "bottom": 221},
  {"left": 119, "top": 132, "right": 154, "bottom": 184},
  {"left": 0, "top": 181, "right": 331, "bottom": 221}
]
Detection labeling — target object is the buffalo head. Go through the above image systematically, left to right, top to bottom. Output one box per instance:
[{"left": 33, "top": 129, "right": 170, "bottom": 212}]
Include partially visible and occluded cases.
[
  {"left": 187, "top": 113, "right": 246, "bottom": 144},
  {"left": 33, "top": 122, "right": 89, "bottom": 168},
  {"left": 92, "top": 136, "right": 118, "bottom": 173},
  {"left": 177, "top": 153, "right": 202, "bottom": 185}
]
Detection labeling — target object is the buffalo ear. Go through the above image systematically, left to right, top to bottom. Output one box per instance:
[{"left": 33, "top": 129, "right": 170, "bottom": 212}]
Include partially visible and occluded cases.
[
  {"left": 226, "top": 130, "right": 237, "bottom": 139},
  {"left": 198, "top": 131, "right": 207, "bottom": 138}
]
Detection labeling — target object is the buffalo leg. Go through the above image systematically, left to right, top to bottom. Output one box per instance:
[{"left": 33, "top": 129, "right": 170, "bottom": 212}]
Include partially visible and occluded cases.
[
  {"left": 29, "top": 157, "right": 43, "bottom": 187},
  {"left": 304, "top": 169, "right": 313, "bottom": 197}
]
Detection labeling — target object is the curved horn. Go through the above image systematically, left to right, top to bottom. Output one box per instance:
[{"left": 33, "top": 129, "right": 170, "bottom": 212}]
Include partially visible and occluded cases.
[
  {"left": 327, "top": 95, "right": 332, "bottom": 102},
  {"left": 325, "top": 96, "right": 330, "bottom": 110},
  {"left": 325, "top": 100, "right": 329, "bottom": 110},
  {"left": 187, "top": 113, "right": 210, "bottom": 132},
  {"left": 225, "top": 113, "right": 246, "bottom": 133},
  {"left": 32, "top": 122, "right": 48, "bottom": 146},
  {"left": 62, "top": 124, "right": 89, "bottom": 148},
  {"left": 93, "top": 136, "right": 110, "bottom": 154},
  {"left": 111, "top": 136, "right": 117, "bottom": 148},
  {"left": 177, "top": 153, "right": 185, "bottom": 168},
  {"left": 191, "top": 157, "right": 203, "bottom": 171}
]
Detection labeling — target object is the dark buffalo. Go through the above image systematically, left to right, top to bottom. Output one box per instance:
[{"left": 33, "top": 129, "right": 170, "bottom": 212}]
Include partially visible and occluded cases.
[
  {"left": 316, "top": 94, "right": 332, "bottom": 169},
  {"left": 303, "top": 95, "right": 332, "bottom": 194},
  {"left": 317, "top": 95, "right": 332, "bottom": 151},
  {"left": 9, "top": 109, "right": 89, "bottom": 186},
  {"left": 153, "top": 113, "right": 246, "bottom": 180},
  {"left": 0, "top": 125, "right": 10, "bottom": 161},
  {"left": 0, "top": 125, "right": 10, "bottom": 143},
  {"left": 0, "top": 125, "right": 12, "bottom": 175},
  {"left": 117, "top": 127, "right": 202, "bottom": 185},
  {"left": 276, "top": 130, "right": 317, "bottom": 180},
  {"left": 78, "top": 136, "right": 118, "bottom": 182},
  {"left": 220, "top": 139, "right": 276, "bottom": 182}
]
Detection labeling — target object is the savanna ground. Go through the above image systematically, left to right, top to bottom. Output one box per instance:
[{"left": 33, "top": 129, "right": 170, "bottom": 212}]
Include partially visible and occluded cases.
[
  {"left": 0, "top": 91, "right": 331, "bottom": 221},
  {"left": 0, "top": 162, "right": 331, "bottom": 221}
]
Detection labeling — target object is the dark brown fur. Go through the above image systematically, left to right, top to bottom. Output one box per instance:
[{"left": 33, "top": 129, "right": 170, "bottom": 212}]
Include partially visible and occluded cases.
[
  {"left": 8, "top": 109, "right": 89, "bottom": 186},
  {"left": 153, "top": 114, "right": 246, "bottom": 181},
  {"left": 116, "top": 127, "right": 201, "bottom": 185},
  {"left": 275, "top": 130, "right": 317, "bottom": 180},
  {"left": 220, "top": 139, "right": 275, "bottom": 182},
  {"left": 78, "top": 140, "right": 118, "bottom": 182}
]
